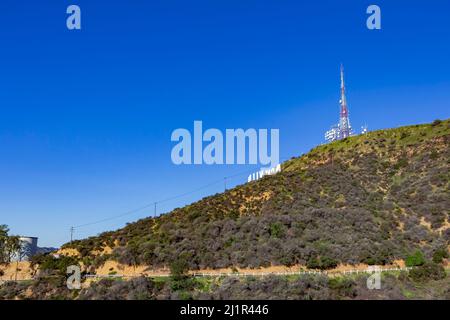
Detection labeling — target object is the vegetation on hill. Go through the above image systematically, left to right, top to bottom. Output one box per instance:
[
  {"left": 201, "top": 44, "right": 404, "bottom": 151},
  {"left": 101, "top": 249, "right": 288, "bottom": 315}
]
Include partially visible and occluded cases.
[
  {"left": 62, "top": 119, "right": 449, "bottom": 271},
  {"left": 0, "top": 225, "right": 20, "bottom": 265},
  {"left": 1, "top": 269, "right": 448, "bottom": 300}
]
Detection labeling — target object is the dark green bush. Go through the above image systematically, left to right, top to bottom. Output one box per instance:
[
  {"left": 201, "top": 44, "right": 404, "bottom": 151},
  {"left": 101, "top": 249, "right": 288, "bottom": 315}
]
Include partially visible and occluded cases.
[
  {"left": 431, "top": 119, "right": 442, "bottom": 126},
  {"left": 269, "top": 222, "right": 284, "bottom": 238},
  {"left": 432, "top": 248, "right": 448, "bottom": 264},
  {"left": 405, "top": 250, "right": 425, "bottom": 267},
  {"left": 31, "top": 254, "right": 80, "bottom": 276},
  {"left": 306, "top": 256, "right": 338, "bottom": 270},
  {"left": 408, "top": 262, "right": 446, "bottom": 282}
]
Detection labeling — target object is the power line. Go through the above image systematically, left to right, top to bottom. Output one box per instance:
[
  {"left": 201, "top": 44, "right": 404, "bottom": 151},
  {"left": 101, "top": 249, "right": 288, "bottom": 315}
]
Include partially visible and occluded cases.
[
  {"left": 69, "top": 159, "right": 295, "bottom": 238},
  {"left": 70, "top": 167, "right": 257, "bottom": 232},
  {"left": 157, "top": 179, "right": 222, "bottom": 204},
  {"left": 73, "top": 202, "right": 156, "bottom": 229}
]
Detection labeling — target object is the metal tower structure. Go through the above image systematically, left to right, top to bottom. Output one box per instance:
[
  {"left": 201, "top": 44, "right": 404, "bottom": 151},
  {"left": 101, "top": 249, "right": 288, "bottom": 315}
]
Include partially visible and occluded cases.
[
  {"left": 324, "top": 64, "right": 356, "bottom": 143},
  {"left": 338, "top": 64, "right": 351, "bottom": 139}
]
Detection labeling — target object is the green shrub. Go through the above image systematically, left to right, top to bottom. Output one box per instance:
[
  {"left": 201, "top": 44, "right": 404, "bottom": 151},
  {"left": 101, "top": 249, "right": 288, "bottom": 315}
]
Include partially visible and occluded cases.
[
  {"left": 431, "top": 119, "right": 442, "bottom": 126},
  {"left": 429, "top": 150, "right": 438, "bottom": 160},
  {"left": 394, "top": 157, "right": 408, "bottom": 169},
  {"left": 269, "top": 222, "right": 284, "bottom": 238},
  {"left": 432, "top": 248, "right": 448, "bottom": 264},
  {"left": 405, "top": 250, "right": 425, "bottom": 267},
  {"left": 31, "top": 254, "right": 80, "bottom": 276},
  {"left": 169, "top": 254, "right": 196, "bottom": 291},
  {"left": 170, "top": 256, "right": 189, "bottom": 279},
  {"left": 307, "top": 256, "right": 337, "bottom": 270},
  {"left": 320, "top": 256, "right": 338, "bottom": 269},
  {"left": 306, "top": 257, "right": 321, "bottom": 269},
  {"left": 408, "top": 262, "right": 445, "bottom": 282},
  {"left": 328, "top": 278, "right": 356, "bottom": 298}
]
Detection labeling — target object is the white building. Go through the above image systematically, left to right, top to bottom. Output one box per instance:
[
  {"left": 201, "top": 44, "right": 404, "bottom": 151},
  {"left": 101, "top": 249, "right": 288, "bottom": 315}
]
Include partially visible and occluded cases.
[{"left": 12, "top": 236, "right": 38, "bottom": 262}]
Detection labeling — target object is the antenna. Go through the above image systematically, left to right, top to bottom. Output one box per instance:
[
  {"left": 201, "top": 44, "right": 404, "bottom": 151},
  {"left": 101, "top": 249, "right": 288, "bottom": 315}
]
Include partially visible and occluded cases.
[
  {"left": 325, "top": 64, "right": 357, "bottom": 143},
  {"left": 339, "top": 64, "right": 351, "bottom": 139}
]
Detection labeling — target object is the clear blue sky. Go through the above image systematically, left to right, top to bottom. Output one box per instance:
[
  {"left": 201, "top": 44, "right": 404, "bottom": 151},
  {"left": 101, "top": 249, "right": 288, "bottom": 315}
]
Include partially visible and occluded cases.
[{"left": 0, "top": 0, "right": 449, "bottom": 247}]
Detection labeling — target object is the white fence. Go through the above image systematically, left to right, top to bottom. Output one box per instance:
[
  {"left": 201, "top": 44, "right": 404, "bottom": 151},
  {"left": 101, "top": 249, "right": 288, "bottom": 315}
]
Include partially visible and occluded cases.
[
  {"left": 0, "top": 266, "right": 417, "bottom": 284},
  {"left": 80, "top": 266, "right": 414, "bottom": 280},
  {"left": 190, "top": 267, "right": 414, "bottom": 278}
]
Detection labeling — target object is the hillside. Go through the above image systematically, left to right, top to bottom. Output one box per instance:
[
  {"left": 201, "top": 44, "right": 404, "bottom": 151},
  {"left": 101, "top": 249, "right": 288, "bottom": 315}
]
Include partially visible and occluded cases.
[
  {"left": 60, "top": 119, "right": 449, "bottom": 272},
  {"left": 1, "top": 271, "right": 449, "bottom": 300}
]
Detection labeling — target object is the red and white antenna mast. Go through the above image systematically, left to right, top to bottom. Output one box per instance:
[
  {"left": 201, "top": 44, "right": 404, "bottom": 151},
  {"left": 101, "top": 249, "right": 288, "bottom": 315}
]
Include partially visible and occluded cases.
[{"left": 339, "top": 64, "right": 351, "bottom": 139}]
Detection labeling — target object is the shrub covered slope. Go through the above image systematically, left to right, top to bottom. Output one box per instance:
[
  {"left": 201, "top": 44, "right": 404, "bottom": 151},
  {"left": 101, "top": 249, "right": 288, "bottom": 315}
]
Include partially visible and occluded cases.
[
  {"left": 65, "top": 119, "right": 450, "bottom": 270},
  {"left": 1, "top": 271, "right": 449, "bottom": 300}
]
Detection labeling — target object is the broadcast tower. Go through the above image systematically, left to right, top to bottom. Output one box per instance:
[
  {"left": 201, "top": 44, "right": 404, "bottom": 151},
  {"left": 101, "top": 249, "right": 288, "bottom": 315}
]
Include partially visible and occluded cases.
[
  {"left": 324, "top": 64, "right": 358, "bottom": 143},
  {"left": 338, "top": 64, "right": 351, "bottom": 139}
]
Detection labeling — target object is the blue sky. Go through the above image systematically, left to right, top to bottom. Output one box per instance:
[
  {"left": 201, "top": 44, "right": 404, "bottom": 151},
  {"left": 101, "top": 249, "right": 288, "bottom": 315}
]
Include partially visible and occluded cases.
[{"left": 0, "top": 0, "right": 449, "bottom": 247}]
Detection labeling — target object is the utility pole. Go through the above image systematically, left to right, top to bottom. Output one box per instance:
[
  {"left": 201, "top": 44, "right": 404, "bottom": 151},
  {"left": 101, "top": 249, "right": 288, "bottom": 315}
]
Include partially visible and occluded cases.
[
  {"left": 224, "top": 177, "right": 227, "bottom": 192},
  {"left": 154, "top": 202, "right": 157, "bottom": 216},
  {"left": 70, "top": 226, "right": 74, "bottom": 242}
]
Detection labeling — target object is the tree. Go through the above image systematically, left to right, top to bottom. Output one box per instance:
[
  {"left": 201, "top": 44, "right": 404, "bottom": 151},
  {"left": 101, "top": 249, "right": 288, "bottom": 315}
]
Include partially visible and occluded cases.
[
  {"left": 0, "top": 225, "right": 21, "bottom": 265},
  {"left": 32, "top": 253, "right": 80, "bottom": 276},
  {"left": 169, "top": 254, "right": 195, "bottom": 292},
  {"left": 170, "top": 255, "right": 190, "bottom": 280}
]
